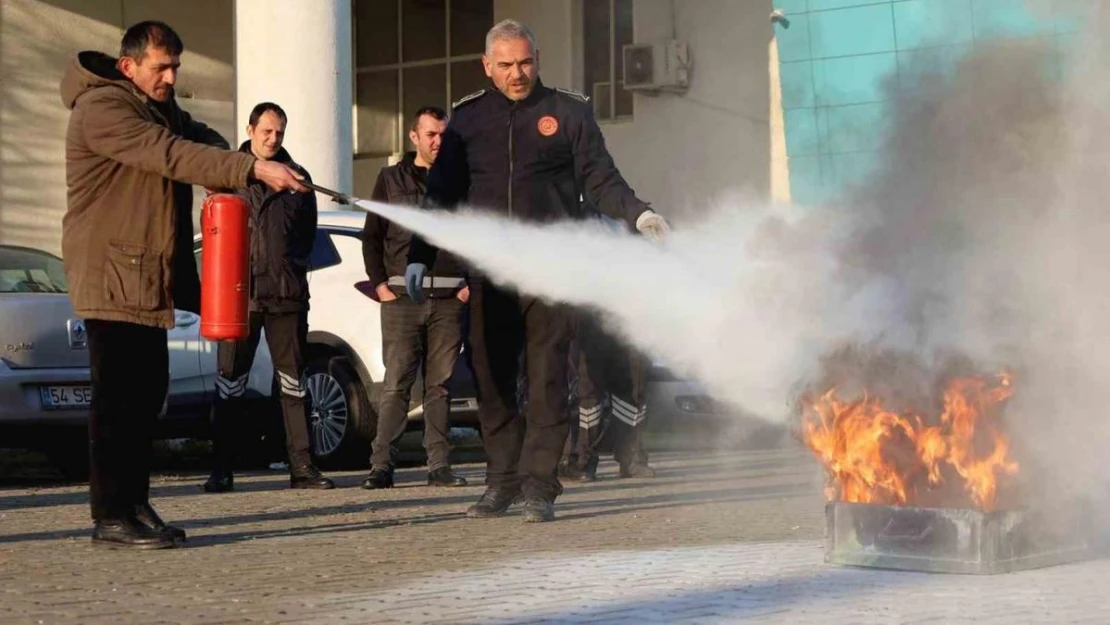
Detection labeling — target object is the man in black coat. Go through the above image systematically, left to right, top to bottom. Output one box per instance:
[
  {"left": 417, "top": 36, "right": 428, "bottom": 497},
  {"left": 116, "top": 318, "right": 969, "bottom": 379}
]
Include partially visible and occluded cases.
[
  {"left": 406, "top": 20, "right": 671, "bottom": 522},
  {"left": 203, "top": 102, "right": 334, "bottom": 493},
  {"left": 361, "top": 106, "right": 470, "bottom": 490}
]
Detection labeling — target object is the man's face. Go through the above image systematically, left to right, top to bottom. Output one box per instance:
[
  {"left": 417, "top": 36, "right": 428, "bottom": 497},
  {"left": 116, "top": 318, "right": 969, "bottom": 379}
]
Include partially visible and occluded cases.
[
  {"left": 483, "top": 37, "right": 539, "bottom": 101},
  {"left": 119, "top": 46, "right": 180, "bottom": 102},
  {"left": 247, "top": 111, "right": 287, "bottom": 161},
  {"left": 409, "top": 114, "right": 447, "bottom": 166}
]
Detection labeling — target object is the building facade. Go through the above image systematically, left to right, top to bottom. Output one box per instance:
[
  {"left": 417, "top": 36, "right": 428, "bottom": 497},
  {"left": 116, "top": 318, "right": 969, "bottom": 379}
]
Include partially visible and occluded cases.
[{"left": 1, "top": 0, "right": 1096, "bottom": 255}]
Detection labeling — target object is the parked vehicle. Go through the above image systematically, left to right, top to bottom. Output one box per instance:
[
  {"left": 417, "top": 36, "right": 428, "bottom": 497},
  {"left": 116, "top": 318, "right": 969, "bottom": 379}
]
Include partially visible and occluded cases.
[{"left": 188, "top": 211, "right": 479, "bottom": 467}]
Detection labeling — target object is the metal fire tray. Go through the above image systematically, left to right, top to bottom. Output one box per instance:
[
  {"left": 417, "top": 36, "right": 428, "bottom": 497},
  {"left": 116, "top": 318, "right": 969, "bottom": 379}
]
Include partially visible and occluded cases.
[{"left": 824, "top": 501, "right": 1097, "bottom": 575}]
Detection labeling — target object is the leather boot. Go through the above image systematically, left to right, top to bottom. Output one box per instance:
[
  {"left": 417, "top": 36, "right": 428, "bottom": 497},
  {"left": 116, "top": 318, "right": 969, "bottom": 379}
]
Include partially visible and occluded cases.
[
  {"left": 290, "top": 462, "right": 335, "bottom": 489},
  {"left": 361, "top": 467, "right": 394, "bottom": 490},
  {"left": 427, "top": 467, "right": 467, "bottom": 487},
  {"left": 203, "top": 468, "right": 234, "bottom": 493},
  {"left": 466, "top": 487, "right": 522, "bottom": 518},
  {"left": 133, "top": 502, "right": 186, "bottom": 543},
  {"left": 92, "top": 516, "right": 175, "bottom": 550}
]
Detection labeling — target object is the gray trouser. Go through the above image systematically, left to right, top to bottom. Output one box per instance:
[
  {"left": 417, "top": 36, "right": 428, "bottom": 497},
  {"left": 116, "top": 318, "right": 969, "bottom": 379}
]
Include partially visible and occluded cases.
[{"left": 372, "top": 294, "right": 464, "bottom": 471}]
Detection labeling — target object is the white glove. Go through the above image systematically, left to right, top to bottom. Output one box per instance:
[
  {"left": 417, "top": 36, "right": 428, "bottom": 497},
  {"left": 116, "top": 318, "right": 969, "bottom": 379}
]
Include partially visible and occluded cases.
[{"left": 635, "top": 210, "right": 671, "bottom": 243}]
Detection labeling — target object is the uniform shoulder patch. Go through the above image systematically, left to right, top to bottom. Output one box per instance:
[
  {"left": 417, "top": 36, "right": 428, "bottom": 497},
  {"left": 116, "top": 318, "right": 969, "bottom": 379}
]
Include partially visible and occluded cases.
[
  {"left": 555, "top": 86, "right": 590, "bottom": 103},
  {"left": 452, "top": 89, "right": 487, "bottom": 109}
]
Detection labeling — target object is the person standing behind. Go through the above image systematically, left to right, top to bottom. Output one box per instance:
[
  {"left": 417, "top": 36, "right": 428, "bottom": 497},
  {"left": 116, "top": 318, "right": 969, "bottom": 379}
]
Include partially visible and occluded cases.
[
  {"left": 61, "top": 21, "right": 307, "bottom": 549},
  {"left": 203, "top": 102, "right": 334, "bottom": 493},
  {"left": 361, "top": 106, "right": 470, "bottom": 489},
  {"left": 562, "top": 310, "right": 657, "bottom": 482}
]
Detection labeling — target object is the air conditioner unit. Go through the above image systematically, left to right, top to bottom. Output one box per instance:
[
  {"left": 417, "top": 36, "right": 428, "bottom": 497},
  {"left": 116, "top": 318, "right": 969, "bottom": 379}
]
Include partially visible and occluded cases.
[{"left": 623, "top": 40, "right": 689, "bottom": 92}]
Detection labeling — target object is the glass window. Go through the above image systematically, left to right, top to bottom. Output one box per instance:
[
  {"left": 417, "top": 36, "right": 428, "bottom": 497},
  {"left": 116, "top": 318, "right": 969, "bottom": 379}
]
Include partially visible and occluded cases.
[
  {"left": 354, "top": 0, "right": 492, "bottom": 158},
  {"left": 355, "top": 0, "right": 398, "bottom": 67},
  {"left": 402, "top": 0, "right": 446, "bottom": 62},
  {"left": 450, "top": 0, "right": 492, "bottom": 56},
  {"left": 582, "top": 0, "right": 635, "bottom": 122},
  {"left": 451, "top": 58, "right": 488, "bottom": 104},
  {"left": 403, "top": 64, "right": 447, "bottom": 117},
  {"left": 356, "top": 70, "right": 400, "bottom": 155},
  {"left": 0, "top": 246, "right": 68, "bottom": 293}
]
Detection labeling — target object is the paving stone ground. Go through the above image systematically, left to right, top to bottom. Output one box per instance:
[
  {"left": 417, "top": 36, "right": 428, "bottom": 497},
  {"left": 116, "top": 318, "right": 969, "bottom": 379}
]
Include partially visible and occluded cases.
[{"left": 0, "top": 446, "right": 1107, "bottom": 624}]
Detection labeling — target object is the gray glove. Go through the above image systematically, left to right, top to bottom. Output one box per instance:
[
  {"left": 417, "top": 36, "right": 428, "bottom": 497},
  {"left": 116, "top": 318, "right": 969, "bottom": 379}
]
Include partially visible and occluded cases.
[{"left": 635, "top": 210, "right": 672, "bottom": 242}]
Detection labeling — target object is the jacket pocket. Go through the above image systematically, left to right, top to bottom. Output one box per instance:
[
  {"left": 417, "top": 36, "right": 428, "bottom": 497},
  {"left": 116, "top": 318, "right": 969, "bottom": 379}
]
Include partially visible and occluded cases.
[{"left": 105, "top": 241, "right": 164, "bottom": 311}]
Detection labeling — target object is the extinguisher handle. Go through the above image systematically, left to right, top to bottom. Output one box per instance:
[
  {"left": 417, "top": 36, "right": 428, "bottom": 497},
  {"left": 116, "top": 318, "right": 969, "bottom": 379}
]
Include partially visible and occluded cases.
[{"left": 302, "top": 182, "right": 359, "bottom": 206}]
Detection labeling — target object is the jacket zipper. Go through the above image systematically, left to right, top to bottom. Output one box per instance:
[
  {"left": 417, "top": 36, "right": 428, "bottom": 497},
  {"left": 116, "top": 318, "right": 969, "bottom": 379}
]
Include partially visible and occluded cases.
[{"left": 507, "top": 106, "right": 515, "bottom": 218}]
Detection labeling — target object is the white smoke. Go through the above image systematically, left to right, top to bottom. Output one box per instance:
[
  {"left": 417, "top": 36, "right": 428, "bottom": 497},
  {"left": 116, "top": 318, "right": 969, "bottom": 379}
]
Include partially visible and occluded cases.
[{"left": 351, "top": 195, "right": 877, "bottom": 422}]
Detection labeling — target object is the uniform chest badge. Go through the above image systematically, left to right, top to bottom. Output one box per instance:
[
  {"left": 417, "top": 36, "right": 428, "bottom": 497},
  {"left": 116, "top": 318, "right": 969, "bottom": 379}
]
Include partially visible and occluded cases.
[{"left": 537, "top": 115, "right": 559, "bottom": 136}]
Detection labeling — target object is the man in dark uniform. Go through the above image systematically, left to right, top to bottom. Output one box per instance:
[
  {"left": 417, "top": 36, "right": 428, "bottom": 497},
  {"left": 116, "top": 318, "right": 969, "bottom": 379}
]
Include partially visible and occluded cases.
[
  {"left": 406, "top": 19, "right": 671, "bottom": 522},
  {"left": 203, "top": 102, "right": 334, "bottom": 493}
]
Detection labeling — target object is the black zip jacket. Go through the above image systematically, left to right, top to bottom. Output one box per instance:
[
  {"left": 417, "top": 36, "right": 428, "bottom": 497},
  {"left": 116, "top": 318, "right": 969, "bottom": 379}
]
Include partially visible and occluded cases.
[
  {"left": 408, "top": 79, "right": 651, "bottom": 270},
  {"left": 236, "top": 141, "right": 317, "bottom": 312},
  {"left": 361, "top": 152, "right": 466, "bottom": 297}
]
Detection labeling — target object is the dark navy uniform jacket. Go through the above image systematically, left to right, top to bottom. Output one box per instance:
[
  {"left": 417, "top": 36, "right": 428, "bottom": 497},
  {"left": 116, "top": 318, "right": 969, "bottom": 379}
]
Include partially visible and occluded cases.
[{"left": 409, "top": 79, "right": 651, "bottom": 269}]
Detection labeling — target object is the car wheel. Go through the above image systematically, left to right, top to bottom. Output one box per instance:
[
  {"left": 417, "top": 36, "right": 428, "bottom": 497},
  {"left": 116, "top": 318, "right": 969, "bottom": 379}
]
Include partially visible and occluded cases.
[{"left": 303, "top": 351, "right": 376, "bottom": 469}]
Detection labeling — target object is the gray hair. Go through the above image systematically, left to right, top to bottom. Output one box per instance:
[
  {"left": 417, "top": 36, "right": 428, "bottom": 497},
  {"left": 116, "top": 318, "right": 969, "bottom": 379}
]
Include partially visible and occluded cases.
[{"left": 485, "top": 19, "right": 537, "bottom": 56}]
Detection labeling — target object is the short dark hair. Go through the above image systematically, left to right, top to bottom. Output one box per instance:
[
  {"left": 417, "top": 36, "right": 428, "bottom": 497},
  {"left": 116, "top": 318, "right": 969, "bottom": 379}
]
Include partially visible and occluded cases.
[
  {"left": 119, "top": 21, "right": 184, "bottom": 61},
  {"left": 248, "top": 102, "right": 288, "bottom": 127},
  {"left": 410, "top": 106, "right": 447, "bottom": 131}
]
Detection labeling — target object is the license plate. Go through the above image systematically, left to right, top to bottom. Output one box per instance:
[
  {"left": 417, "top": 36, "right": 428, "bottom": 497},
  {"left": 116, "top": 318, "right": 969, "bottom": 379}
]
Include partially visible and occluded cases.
[{"left": 39, "top": 385, "right": 92, "bottom": 409}]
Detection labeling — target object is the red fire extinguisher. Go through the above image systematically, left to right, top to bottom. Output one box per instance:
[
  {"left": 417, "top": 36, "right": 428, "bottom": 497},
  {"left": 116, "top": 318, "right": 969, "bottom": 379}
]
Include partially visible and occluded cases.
[{"left": 200, "top": 193, "right": 250, "bottom": 341}]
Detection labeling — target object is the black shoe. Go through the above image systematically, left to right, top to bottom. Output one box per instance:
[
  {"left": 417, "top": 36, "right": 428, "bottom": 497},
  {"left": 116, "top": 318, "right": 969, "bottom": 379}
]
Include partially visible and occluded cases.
[
  {"left": 290, "top": 463, "right": 335, "bottom": 489},
  {"left": 619, "top": 463, "right": 657, "bottom": 479},
  {"left": 361, "top": 467, "right": 394, "bottom": 490},
  {"left": 427, "top": 467, "right": 467, "bottom": 487},
  {"left": 577, "top": 468, "right": 597, "bottom": 482},
  {"left": 203, "top": 469, "right": 234, "bottom": 493},
  {"left": 466, "top": 487, "right": 522, "bottom": 518},
  {"left": 521, "top": 497, "right": 555, "bottom": 523},
  {"left": 133, "top": 502, "right": 186, "bottom": 543},
  {"left": 92, "top": 517, "right": 175, "bottom": 550}
]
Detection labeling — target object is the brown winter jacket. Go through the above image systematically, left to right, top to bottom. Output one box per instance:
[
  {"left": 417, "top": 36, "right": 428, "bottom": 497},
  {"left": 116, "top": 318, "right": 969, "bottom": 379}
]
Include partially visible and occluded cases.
[{"left": 59, "top": 51, "right": 256, "bottom": 329}]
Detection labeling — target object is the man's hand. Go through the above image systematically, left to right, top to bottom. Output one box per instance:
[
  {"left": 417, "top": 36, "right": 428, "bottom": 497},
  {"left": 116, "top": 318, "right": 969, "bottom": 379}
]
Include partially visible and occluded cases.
[
  {"left": 252, "top": 160, "right": 308, "bottom": 193},
  {"left": 635, "top": 210, "right": 672, "bottom": 243},
  {"left": 405, "top": 263, "right": 428, "bottom": 303},
  {"left": 375, "top": 282, "right": 399, "bottom": 303},
  {"left": 456, "top": 285, "right": 470, "bottom": 304}
]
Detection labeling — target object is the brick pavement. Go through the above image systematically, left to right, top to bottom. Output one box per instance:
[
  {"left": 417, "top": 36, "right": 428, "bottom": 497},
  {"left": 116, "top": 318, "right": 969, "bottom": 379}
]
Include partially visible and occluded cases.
[{"left": 0, "top": 446, "right": 1106, "bottom": 624}]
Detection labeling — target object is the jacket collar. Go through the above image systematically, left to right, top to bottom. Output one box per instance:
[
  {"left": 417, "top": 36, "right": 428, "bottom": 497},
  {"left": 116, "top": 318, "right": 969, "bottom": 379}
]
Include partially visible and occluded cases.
[{"left": 491, "top": 77, "right": 549, "bottom": 110}]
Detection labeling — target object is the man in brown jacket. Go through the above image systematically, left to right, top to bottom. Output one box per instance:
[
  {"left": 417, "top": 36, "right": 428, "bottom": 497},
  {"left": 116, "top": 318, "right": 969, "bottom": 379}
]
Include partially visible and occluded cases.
[{"left": 61, "top": 21, "right": 306, "bottom": 550}]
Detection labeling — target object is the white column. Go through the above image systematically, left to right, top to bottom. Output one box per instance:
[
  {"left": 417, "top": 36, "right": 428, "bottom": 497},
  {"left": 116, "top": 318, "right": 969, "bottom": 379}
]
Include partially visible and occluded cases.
[{"left": 235, "top": 0, "right": 353, "bottom": 207}]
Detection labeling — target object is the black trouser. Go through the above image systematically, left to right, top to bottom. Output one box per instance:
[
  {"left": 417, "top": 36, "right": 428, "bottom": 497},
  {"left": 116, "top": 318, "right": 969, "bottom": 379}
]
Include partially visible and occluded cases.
[
  {"left": 469, "top": 280, "right": 573, "bottom": 501},
  {"left": 372, "top": 294, "right": 464, "bottom": 471},
  {"left": 211, "top": 311, "right": 311, "bottom": 469},
  {"left": 565, "top": 312, "right": 650, "bottom": 471},
  {"left": 86, "top": 319, "right": 169, "bottom": 522}
]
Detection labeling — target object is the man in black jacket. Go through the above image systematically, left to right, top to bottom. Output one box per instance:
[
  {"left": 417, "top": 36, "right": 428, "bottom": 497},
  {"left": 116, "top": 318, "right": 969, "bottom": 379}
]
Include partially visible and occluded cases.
[
  {"left": 406, "top": 20, "right": 671, "bottom": 522},
  {"left": 203, "top": 102, "right": 334, "bottom": 493},
  {"left": 360, "top": 106, "right": 469, "bottom": 490}
]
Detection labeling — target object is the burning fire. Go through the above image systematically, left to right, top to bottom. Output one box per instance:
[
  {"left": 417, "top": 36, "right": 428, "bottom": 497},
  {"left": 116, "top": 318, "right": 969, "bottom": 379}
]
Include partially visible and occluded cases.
[{"left": 801, "top": 372, "right": 1018, "bottom": 511}]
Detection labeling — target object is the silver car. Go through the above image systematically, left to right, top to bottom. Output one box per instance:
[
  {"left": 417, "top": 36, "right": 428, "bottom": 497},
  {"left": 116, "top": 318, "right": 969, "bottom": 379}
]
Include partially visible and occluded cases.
[
  {"left": 0, "top": 244, "right": 221, "bottom": 478},
  {"left": 0, "top": 245, "right": 92, "bottom": 473}
]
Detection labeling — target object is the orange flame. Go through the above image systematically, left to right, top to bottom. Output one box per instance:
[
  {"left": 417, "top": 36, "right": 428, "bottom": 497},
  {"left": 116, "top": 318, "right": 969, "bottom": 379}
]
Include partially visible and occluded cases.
[{"left": 801, "top": 373, "right": 1018, "bottom": 511}]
